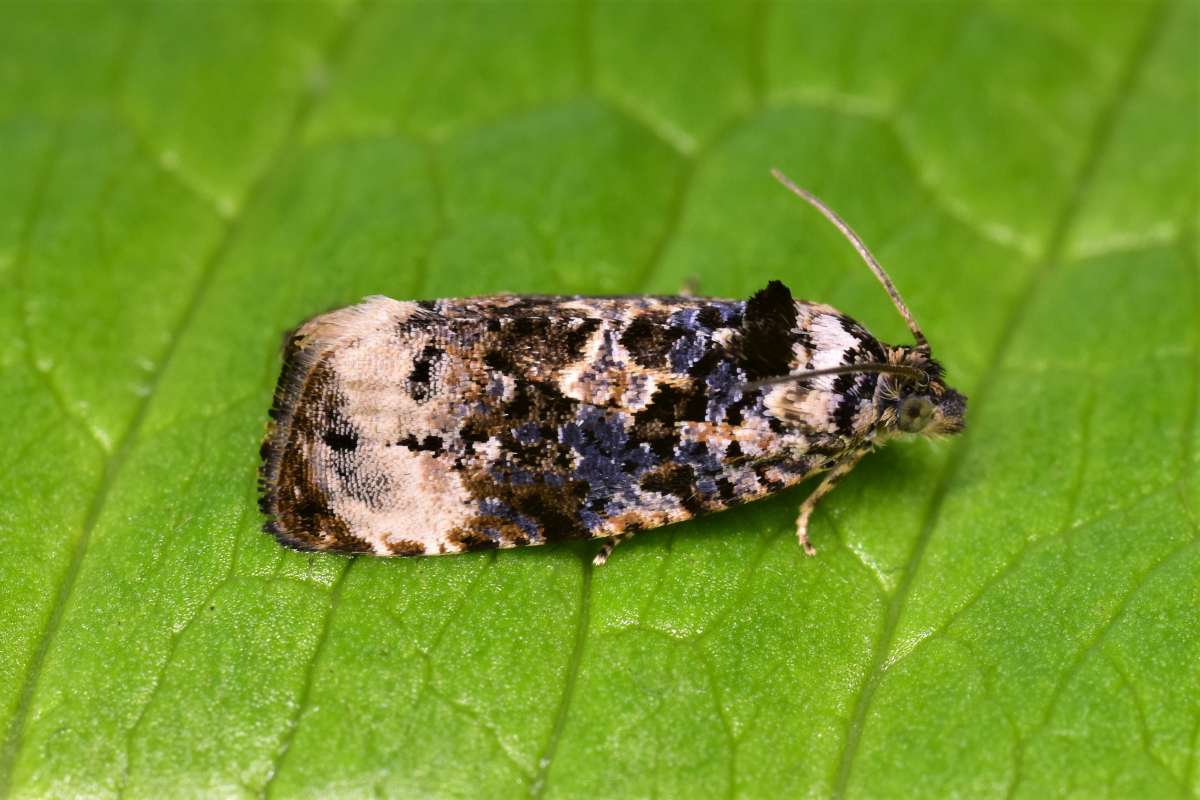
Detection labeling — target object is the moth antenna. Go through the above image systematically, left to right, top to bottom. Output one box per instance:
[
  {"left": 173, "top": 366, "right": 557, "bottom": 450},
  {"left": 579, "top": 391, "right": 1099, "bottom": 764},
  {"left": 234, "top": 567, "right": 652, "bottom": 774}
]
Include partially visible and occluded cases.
[
  {"left": 770, "top": 168, "right": 929, "bottom": 351},
  {"left": 739, "top": 362, "right": 925, "bottom": 392}
]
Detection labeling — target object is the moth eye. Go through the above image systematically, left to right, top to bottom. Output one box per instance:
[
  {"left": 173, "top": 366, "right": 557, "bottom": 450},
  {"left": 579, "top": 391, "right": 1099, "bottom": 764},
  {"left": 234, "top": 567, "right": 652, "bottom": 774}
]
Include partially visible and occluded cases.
[{"left": 898, "top": 396, "right": 934, "bottom": 433}]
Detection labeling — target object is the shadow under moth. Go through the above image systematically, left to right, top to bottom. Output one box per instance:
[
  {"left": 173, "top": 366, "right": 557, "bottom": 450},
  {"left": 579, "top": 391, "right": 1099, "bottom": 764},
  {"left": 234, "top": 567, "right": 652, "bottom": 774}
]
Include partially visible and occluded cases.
[{"left": 259, "top": 169, "right": 967, "bottom": 565}]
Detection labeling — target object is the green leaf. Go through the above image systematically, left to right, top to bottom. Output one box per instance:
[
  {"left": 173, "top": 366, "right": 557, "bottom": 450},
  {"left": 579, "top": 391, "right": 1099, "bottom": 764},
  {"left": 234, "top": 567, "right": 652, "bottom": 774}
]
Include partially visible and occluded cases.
[{"left": 1, "top": 1, "right": 1196, "bottom": 797}]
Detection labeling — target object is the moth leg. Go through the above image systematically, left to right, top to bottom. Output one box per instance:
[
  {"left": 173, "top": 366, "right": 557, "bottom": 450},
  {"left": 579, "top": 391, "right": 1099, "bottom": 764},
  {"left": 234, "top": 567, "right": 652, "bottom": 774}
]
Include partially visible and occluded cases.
[
  {"left": 679, "top": 277, "right": 700, "bottom": 297},
  {"left": 796, "top": 450, "right": 867, "bottom": 556},
  {"left": 593, "top": 532, "right": 633, "bottom": 567}
]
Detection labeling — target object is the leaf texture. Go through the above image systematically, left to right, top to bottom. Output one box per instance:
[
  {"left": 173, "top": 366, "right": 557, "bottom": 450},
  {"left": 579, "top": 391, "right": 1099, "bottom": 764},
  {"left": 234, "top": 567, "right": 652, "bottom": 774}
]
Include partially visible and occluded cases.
[{"left": 0, "top": 2, "right": 1196, "bottom": 797}]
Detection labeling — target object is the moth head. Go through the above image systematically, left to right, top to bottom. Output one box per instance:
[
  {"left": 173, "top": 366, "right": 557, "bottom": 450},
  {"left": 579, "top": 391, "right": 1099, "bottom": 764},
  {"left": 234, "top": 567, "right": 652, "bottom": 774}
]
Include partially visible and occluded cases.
[
  {"left": 754, "top": 171, "right": 972, "bottom": 439},
  {"left": 885, "top": 347, "right": 966, "bottom": 437}
]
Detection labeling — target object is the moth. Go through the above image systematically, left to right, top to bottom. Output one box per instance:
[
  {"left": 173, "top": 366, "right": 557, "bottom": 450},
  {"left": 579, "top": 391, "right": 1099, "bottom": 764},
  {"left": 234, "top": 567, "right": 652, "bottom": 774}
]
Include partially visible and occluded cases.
[{"left": 259, "top": 169, "right": 966, "bottom": 565}]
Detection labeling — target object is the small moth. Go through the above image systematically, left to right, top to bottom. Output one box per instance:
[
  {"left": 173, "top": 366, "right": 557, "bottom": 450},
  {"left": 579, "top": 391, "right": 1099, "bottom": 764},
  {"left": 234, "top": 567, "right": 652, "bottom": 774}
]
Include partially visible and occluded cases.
[{"left": 259, "top": 169, "right": 966, "bottom": 565}]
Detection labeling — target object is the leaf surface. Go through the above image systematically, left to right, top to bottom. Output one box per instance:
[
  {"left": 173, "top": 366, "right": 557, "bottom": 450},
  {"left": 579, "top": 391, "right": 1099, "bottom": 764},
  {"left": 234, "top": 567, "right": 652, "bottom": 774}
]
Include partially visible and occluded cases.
[{"left": 0, "top": 2, "right": 1196, "bottom": 798}]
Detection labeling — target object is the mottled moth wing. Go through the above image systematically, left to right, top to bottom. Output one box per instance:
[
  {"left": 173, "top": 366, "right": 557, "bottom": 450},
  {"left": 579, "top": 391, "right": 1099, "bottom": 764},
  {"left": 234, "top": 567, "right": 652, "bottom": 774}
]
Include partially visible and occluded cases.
[{"left": 259, "top": 289, "right": 865, "bottom": 556}]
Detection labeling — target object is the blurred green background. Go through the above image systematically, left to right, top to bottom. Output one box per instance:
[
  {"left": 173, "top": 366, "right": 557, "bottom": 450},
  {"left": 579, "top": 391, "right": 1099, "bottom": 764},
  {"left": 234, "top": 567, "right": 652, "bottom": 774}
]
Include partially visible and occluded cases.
[{"left": 1, "top": 1, "right": 1197, "bottom": 798}]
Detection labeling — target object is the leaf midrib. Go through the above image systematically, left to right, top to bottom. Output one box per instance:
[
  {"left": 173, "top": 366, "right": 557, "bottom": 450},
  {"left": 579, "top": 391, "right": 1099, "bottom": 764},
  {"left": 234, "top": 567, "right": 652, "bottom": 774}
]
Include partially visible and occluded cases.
[{"left": 829, "top": 2, "right": 1174, "bottom": 796}]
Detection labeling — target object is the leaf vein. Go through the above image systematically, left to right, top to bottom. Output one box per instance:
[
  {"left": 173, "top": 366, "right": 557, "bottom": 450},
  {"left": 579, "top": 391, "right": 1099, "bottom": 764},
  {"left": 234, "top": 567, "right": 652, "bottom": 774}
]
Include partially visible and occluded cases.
[
  {"left": 0, "top": 0, "right": 375, "bottom": 792},
  {"left": 830, "top": 3, "right": 1173, "bottom": 796},
  {"left": 886, "top": 482, "right": 1184, "bottom": 674},
  {"left": 1010, "top": 534, "right": 1200, "bottom": 796},
  {"left": 529, "top": 558, "right": 593, "bottom": 799},
  {"left": 262, "top": 560, "right": 354, "bottom": 799}
]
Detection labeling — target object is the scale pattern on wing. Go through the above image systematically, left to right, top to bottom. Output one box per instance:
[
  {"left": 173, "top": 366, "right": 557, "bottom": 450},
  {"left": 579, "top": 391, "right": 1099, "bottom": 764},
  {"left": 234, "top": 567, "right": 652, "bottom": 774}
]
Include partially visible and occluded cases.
[{"left": 259, "top": 282, "right": 886, "bottom": 555}]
